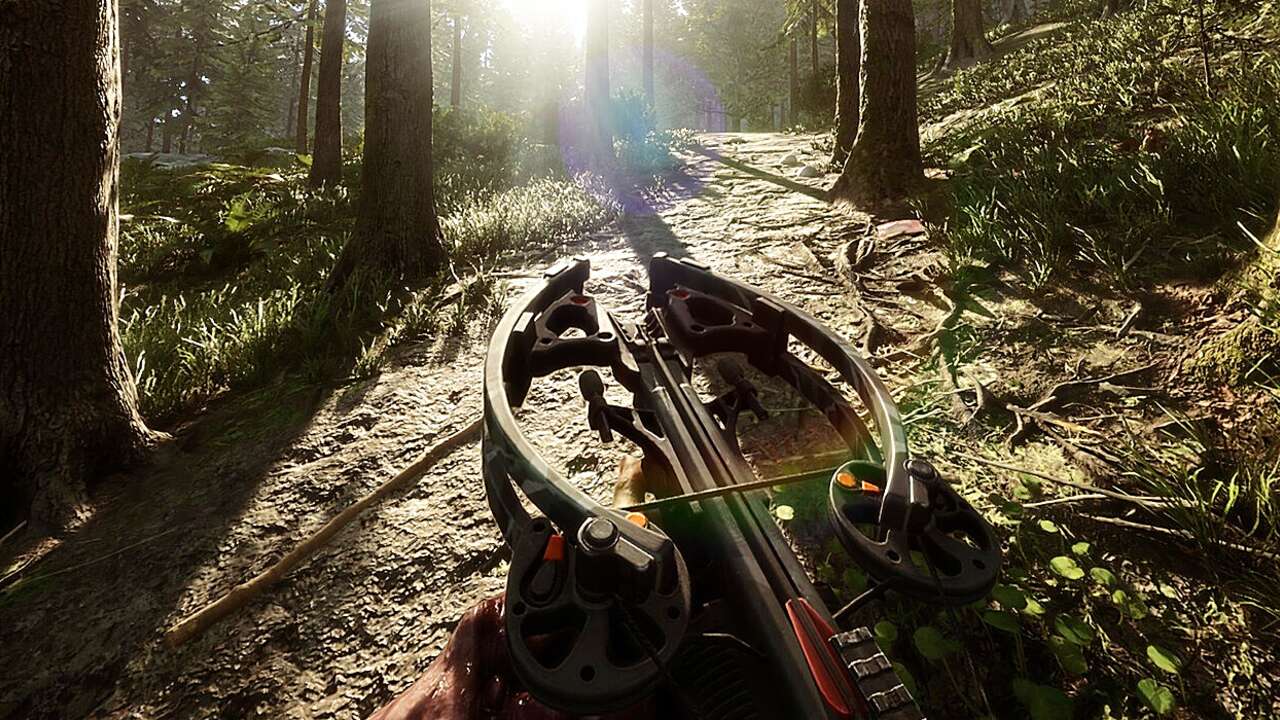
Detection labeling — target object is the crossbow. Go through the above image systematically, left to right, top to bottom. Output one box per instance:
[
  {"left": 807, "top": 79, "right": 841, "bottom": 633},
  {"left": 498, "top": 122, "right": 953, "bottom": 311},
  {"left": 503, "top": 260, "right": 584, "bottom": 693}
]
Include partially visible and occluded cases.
[{"left": 481, "top": 255, "right": 1001, "bottom": 719}]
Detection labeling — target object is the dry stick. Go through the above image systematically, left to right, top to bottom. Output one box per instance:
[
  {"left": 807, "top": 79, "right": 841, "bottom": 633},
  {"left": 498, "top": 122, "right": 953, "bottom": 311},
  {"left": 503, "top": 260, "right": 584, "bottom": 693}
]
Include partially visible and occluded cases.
[
  {"left": 164, "top": 416, "right": 483, "bottom": 648},
  {"left": 956, "top": 452, "right": 1168, "bottom": 508},
  {"left": 1081, "top": 514, "right": 1280, "bottom": 564},
  {"left": 0, "top": 521, "right": 26, "bottom": 546}
]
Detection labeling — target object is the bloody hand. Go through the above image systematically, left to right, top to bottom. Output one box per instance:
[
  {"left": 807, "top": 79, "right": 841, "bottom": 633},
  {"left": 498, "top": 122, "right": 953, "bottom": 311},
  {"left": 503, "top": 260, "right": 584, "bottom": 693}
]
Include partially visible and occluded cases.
[{"left": 367, "top": 594, "right": 653, "bottom": 720}]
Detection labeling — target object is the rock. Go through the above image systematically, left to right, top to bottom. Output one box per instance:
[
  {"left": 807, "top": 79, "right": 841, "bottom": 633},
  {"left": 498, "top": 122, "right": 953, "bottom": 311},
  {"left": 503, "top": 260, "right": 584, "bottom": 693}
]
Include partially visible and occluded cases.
[
  {"left": 780, "top": 152, "right": 802, "bottom": 167},
  {"left": 795, "top": 164, "right": 822, "bottom": 178},
  {"left": 875, "top": 219, "right": 927, "bottom": 240}
]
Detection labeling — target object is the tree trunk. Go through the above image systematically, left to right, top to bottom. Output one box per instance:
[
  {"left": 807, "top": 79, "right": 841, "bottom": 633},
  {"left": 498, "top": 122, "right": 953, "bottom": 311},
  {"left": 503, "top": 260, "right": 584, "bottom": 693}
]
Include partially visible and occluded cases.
[
  {"left": 0, "top": 0, "right": 158, "bottom": 530},
  {"left": 296, "top": 0, "right": 318, "bottom": 154},
  {"left": 309, "top": 0, "right": 347, "bottom": 188},
  {"left": 328, "top": 0, "right": 445, "bottom": 288},
  {"left": 584, "top": 0, "right": 612, "bottom": 169},
  {"left": 643, "top": 0, "right": 655, "bottom": 109},
  {"left": 830, "top": 0, "right": 922, "bottom": 205},
  {"left": 832, "top": 0, "right": 860, "bottom": 165},
  {"left": 943, "top": 0, "right": 993, "bottom": 70},
  {"left": 1005, "top": 0, "right": 1030, "bottom": 24},
  {"left": 811, "top": 1, "right": 820, "bottom": 78},
  {"left": 450, "top": 15, "right": 462, "bottom": 108},
  {"left": 285, "top": 26, "right": 300, "bottom": 138},
  {"left": 788, "top": 34, "right": 799, "bottom": 125},
  {"left": 162, "top": 116, "right": 173, "bottom": 152},
  {"left": 146, "top": 119, "right": 155, "bottom": 152}
]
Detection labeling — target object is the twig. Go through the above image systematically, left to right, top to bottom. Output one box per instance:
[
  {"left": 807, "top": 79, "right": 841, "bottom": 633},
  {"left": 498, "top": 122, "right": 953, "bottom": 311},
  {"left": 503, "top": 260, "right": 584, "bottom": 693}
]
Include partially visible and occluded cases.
[
  {"left": 164, "top": 416, "right": 483, "bottom": 648},
  {"left": 956, "top": 452, "right": 1168, "bottom": 508},
  {"left": 1024, "top": 493, "right": 1112, "bottom": 508},
  {"left": 1081, "top": 514, "right": 1279, "bottom": 563},
  {"left": 0, "top": 521, "right": 26, "bottom": 546},
  {"left": 1, "top": 528, "right": 181, "bottom": 592}
]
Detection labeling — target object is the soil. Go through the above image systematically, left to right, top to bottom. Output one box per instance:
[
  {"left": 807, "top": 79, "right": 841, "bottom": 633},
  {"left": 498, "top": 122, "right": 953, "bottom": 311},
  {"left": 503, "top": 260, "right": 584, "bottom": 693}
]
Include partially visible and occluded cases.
[{"left": 0, "top": 132, "right": 1271, "bottom": 719}]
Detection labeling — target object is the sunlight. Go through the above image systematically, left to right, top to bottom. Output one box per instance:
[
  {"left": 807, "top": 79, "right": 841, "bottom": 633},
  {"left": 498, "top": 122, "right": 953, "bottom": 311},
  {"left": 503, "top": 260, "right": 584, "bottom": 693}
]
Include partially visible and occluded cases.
[{"left": 496, "top": 0, "right": 588, "bottom": 43}]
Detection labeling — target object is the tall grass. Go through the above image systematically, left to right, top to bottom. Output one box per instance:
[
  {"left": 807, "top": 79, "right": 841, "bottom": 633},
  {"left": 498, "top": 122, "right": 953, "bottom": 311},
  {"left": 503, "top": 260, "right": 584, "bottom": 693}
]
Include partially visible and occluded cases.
[
  {"left": 928, "top": 0, "right": 1280, "bottom": 284},
  {"left": 118, "top": 115, "right": 622, "bottom": 422}
]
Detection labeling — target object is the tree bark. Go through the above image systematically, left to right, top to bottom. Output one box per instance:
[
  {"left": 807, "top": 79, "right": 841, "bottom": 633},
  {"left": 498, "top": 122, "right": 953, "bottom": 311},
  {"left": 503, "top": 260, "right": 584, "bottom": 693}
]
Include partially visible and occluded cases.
[
  {"left": 0, "top": 0, "right": 159, "bottom": 530},
  {"left": 296, "top": 0, "right": 318, "bottom": 154},
  {"left": 309, "top": 0, "right": 347, "bottom": 188},
  {"left": 328, "top": 0, "right": 445, "bottom": 288},
  {"left": 584, "top": 0, "right": 612, "bottom": 169},
  {"left": 643, "top": 0, "right": 655, "bottom": 109},
  {"left": 830, "top": 0, "right": 922, "bottom": 205},
  {"left": 832, "top": 0, "right": 860, "bottom": 165},
  {"left": 943, "top": 0, "right": 993, "bottom": 70},
  {"left": 1005, "top": 0, "right": 1030, "bottom": 24},
  {"left": 811, "top": 1, "right": 820, "bottom": 78},
  {"left": 450, "top": 15, "right": 462, "bottom": 108},
  {"left": 788, "top": 34, "right": 799, "bottom": 125},
  {"left": 162, "top": 116, "right": 173, "bottom": 152},
  {"left": 146, "top": 119, "right": 156, "bottom": 152}
]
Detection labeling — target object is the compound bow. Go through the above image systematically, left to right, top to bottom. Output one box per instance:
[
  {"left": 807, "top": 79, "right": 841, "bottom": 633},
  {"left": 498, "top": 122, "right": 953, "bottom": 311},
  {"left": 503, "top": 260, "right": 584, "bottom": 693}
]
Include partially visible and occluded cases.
[{"left": 482, "top": 255, "right": 1000, "bottom": 719}]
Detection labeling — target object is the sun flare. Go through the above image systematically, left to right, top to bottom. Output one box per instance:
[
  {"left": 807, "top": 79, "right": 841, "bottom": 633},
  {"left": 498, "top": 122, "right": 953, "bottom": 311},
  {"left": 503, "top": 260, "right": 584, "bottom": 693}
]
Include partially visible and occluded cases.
[{"left": 496, "top": 0, "right": 589, "bottom": 43}]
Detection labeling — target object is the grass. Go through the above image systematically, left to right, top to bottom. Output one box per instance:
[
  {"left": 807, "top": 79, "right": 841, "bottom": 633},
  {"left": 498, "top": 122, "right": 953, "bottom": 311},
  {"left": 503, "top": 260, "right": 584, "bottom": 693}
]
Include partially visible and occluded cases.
[
  {"left": 925, "top": 0, "right": 1280, "bottom": 286},
  {"left": 803, "top": 2, "right": 1280, "bottom": 716},
  {"left": 118, "top": 111, "right": 624, "bottom": 423}
]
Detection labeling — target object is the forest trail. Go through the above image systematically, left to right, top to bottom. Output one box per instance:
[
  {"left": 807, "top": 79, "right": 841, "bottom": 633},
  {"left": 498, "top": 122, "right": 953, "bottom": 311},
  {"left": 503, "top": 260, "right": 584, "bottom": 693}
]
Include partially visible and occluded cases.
[{"left": 0, "top": 132, "right": 950, "bottom": 720}]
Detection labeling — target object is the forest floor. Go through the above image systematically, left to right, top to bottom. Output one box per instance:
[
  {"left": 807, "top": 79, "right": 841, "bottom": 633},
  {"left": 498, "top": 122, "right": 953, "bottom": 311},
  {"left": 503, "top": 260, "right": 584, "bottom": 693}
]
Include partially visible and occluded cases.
[{"left": 0, "top": 131, "right": 1274, "bottom": 719}]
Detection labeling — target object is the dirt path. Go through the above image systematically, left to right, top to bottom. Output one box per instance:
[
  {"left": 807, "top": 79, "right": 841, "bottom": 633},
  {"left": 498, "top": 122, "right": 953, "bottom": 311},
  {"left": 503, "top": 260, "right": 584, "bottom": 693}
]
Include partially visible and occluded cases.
[{"left": 1, "top": 133, "right": 927, "bottom": 720}]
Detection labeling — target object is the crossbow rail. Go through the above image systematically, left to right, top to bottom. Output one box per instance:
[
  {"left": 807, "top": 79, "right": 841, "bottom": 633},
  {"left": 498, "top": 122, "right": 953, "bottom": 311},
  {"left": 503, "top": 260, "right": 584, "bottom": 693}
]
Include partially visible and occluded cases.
[{"left": 481, "top": 255, "right": 1000, "bottom": 718}]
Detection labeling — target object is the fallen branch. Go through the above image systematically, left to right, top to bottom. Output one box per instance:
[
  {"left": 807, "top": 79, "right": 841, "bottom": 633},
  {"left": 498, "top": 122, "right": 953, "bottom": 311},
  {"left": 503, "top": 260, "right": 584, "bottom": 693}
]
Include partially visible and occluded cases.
[
  {"left": 164, "top": 416, "right": 483, "bottom": 648},
  {"left": 956, "top": 452, "right": 1169, "bottom": 509},
  {"left": 1080, "top": 514, "right": 1280, "bottom": 564},
  {"left": 0, "top": 521, "right": 26, "bottom": 546}
]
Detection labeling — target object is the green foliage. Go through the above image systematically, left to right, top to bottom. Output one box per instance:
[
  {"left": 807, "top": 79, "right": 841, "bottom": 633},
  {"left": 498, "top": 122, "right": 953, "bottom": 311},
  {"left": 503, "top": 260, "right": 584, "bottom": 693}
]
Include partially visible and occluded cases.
[
  {"left": 929, "top": 0, "right": 1280, "bottom": 284},
  {"left": 119, "top": 155, "right": 617, "bottom": 421},
  {"left": 1048, "top": 555, "right": 1084, "bottom": 580},
  {"left": 912, "top": 625, "right": 960, "bottom": 660},
  {"left": 1137, "top": 677, "right": 1177, "bottom": 715}
]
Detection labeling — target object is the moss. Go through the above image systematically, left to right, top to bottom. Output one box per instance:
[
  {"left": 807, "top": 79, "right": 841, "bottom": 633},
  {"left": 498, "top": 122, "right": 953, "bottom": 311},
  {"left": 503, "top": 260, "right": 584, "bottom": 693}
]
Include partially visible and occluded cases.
[{"left": 1188, "top": 209, "right": 1280, "bottom": 384}]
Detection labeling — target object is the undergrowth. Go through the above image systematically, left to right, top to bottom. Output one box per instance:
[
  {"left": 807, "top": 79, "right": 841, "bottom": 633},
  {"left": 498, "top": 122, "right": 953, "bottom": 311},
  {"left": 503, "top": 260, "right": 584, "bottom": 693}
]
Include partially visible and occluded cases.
[
  {"left": 925, "top": 0, "right": 1280, "bottom": 285},
  {"left": 119, "top": 109, "right": 623, "bottom": 422}
]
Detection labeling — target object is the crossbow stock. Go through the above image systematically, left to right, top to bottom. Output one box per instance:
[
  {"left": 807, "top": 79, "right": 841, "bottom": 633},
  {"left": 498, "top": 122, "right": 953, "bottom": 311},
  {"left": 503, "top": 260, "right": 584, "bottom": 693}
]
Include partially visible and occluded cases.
[{"left": 482, "top": 255, "right": 1001, "bottom": 719}]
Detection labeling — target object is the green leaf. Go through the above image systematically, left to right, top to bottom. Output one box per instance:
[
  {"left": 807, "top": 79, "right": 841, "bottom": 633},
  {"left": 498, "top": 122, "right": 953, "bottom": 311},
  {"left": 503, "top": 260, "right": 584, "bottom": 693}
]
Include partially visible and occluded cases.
[
  {"left": 998, "top": 499, "right": 1025, "bottom": 519},
  {"left": 774, "top": 504, "right": 795, "bottom": 521},
  {"left": 1038, "top": 519, "right": 1059, "bottom": 533},
  {"left": 1071, "top": 541, "right": 1090, "bottom": 556},
  {"left": 1049, "top": 556, "right": 1085, "bottom": 580},
  {"left": 842, "top": 566, "right": 868, "bottom": 595},
  {"left": 1089, "top": 567, "right": 1117, "bottom": 587},
  {"left": 1158, "top": 583, "right": 1179, "bottom": 599},
  {"left": 992, "top": 584, "right": 1028, "bottom": 611},
  {"left": 1114, "top": 589, "right": 1149, "bottom": 619},
  {"left": 1022, "top": 597, "right": 1046, "bottom": 617},
  {"left": 982, "top": 610, "right": 1021, "bottom": 633},
  {"left": 1053, "top": 615, "right": 1095, "bottom": 646},
  {"left": 874, "top": 621, "right": 898, "bottom": 645},
  {"left": 913, "top": 625, "right": 959, "bottom": 661},
  {"left": 1049, "top": 635, "right": 1088, "bottom": 675},
  {"left": 1147, "top": 645, "right": 1182, "bottom": 675},
  {"left": 892, "top": 661, "right": 919, "bottom": 697},
  {"left": 1012, "top": 678, "right": 1074, "bottom": 720},
  {"left": 1137, "top": 678, "right": 1176, "bottom": 715}
]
